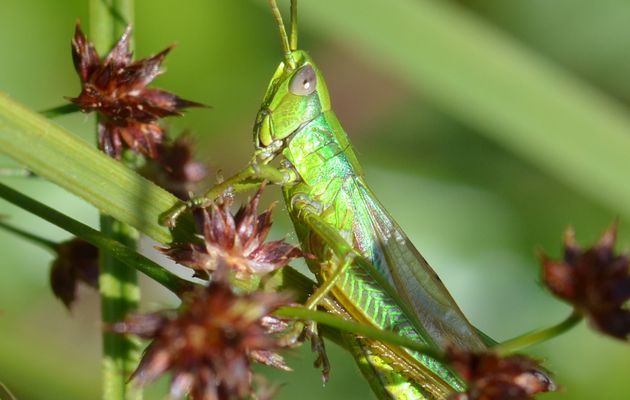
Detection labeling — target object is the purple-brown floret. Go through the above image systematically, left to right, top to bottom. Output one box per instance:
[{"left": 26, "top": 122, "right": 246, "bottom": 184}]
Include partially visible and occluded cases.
[{"left": 69, "top": 22, "right": 204, "bottom": 159}]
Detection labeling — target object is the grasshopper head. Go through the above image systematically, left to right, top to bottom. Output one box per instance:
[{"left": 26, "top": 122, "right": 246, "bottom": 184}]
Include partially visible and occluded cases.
[{"left": 254, "top": 50, "right": 331, "bottom": 151}]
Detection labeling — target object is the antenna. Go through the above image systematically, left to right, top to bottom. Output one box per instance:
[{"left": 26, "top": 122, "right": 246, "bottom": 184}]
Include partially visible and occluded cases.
[
  {"left": 269, "top": 0, "right": 296, "bottom": 69},
  {"left": 290, "top": 0, "right": 298, "bottom": 51}
]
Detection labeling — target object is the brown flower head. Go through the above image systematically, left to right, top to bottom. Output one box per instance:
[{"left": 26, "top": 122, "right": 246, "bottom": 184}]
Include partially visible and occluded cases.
[
  {"left": 70, "top": 22, "right": 204, "bottom": 159},
  {"left": 140, "top": 133, "right": 207, "bottom": 200},
  {"left": 164, "top": 186, "right": 303, "bottom": 280},
  {"left": 541, "top": 224, "right": 630, "bottom": 340},
  {"left": 50, "top": 238, "right": 99, "bottom": 309},
  {"left": 111, "top": 271, "right": 292, "bottom": 400},
  {"left": 446, "top": 347, "right": 554, "bottom": 400}
]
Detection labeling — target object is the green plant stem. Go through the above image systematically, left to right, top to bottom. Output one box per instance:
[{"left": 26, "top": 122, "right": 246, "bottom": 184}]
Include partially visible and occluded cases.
[
  {"left": 89, "top": 1, "right": 141, "bottom": 399},
  {"left": 0, "top": 182, "right": 193, "bottom": 296},
  {"left": 98, "top": 214, "right": 141, "bottom": 400},
  {"left": 0, "top": 220, "right": 58, "bottom": 251},
  {"left": 275, "top": 306, "right": 444, "bottom": 361},
  {"left": 493, "top": 311, "right": 583, "bottom": 355}
]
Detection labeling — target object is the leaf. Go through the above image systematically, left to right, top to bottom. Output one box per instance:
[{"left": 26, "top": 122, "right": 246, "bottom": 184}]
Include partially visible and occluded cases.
[{"left": 0, "top": 91, "right": 191, "bottom": 244}]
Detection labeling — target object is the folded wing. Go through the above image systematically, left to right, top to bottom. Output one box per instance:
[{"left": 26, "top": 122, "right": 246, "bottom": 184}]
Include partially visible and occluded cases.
[{"left": 355, "top": 180, "right": 486, "bottom": 351}]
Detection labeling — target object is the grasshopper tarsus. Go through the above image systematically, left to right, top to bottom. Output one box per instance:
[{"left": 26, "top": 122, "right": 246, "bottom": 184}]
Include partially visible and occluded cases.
[
  {"left": 159, "top": 161, "right": 294, "bottom": 229},
  {"left": 159, "top": 195, "right": 213, "bottom": 228},
  {"left": 159, "top": 203, "right": 187, "bottom": 228},
  {"left": 309, "top": 323, "right": 331, "bottom": 384}
]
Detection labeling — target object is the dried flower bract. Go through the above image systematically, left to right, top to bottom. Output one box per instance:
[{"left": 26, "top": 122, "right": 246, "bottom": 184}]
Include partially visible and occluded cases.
[
  {"left": 70, "top": 22, "right": 204, "bottom": 159},
  {"left": 140, "top": 133, "right": 207, "bottom": 200},
  {"left": 164, "top": 186, "right": 303, "bottom": 279},
  {"left": 541, "top": 224, "right": 630, "bottom": 340},
  {"left": 50, "top": 237, "right": 99, "bottom": 309},
  {"left": 112, "top": 271, "right": 292, "bottom": 400},
  {"left": 447, "top": 347, "right": 554, "bottom": 400}
]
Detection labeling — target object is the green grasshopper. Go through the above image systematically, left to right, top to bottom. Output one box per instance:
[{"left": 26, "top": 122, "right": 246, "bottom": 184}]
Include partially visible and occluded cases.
[{"left": 165, "top": 1, "right": 488, "bottom": 398}]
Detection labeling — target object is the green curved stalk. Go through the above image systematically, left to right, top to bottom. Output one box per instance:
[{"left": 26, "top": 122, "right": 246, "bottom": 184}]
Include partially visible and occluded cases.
[
  {"left": 275, "top": 307, "right": 443, "bottom": 361},
  {"left": 493, "top": 311, "right": 583, "bottom": 355}
]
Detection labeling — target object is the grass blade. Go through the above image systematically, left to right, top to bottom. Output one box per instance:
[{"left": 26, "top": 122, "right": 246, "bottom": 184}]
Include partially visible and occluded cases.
[{"left": 0, "top": 91, "right": 186, "bottom": 244}]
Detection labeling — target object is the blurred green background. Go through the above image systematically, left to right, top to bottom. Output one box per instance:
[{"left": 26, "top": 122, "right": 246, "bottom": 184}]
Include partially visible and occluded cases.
[{"left": 2, "top": 0, "right": 630, "bottom": 399}]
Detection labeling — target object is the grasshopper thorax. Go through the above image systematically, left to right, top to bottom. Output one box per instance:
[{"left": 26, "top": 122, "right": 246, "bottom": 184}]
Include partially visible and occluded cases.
[{"left": 254, "top": 50, "right": 331, "bottom": 153}]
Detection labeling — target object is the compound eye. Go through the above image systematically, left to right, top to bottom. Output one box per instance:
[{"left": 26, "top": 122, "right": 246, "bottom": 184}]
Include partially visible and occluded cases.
[{"left": 289, "top": 65, "right": 317, "bottom": 96}]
